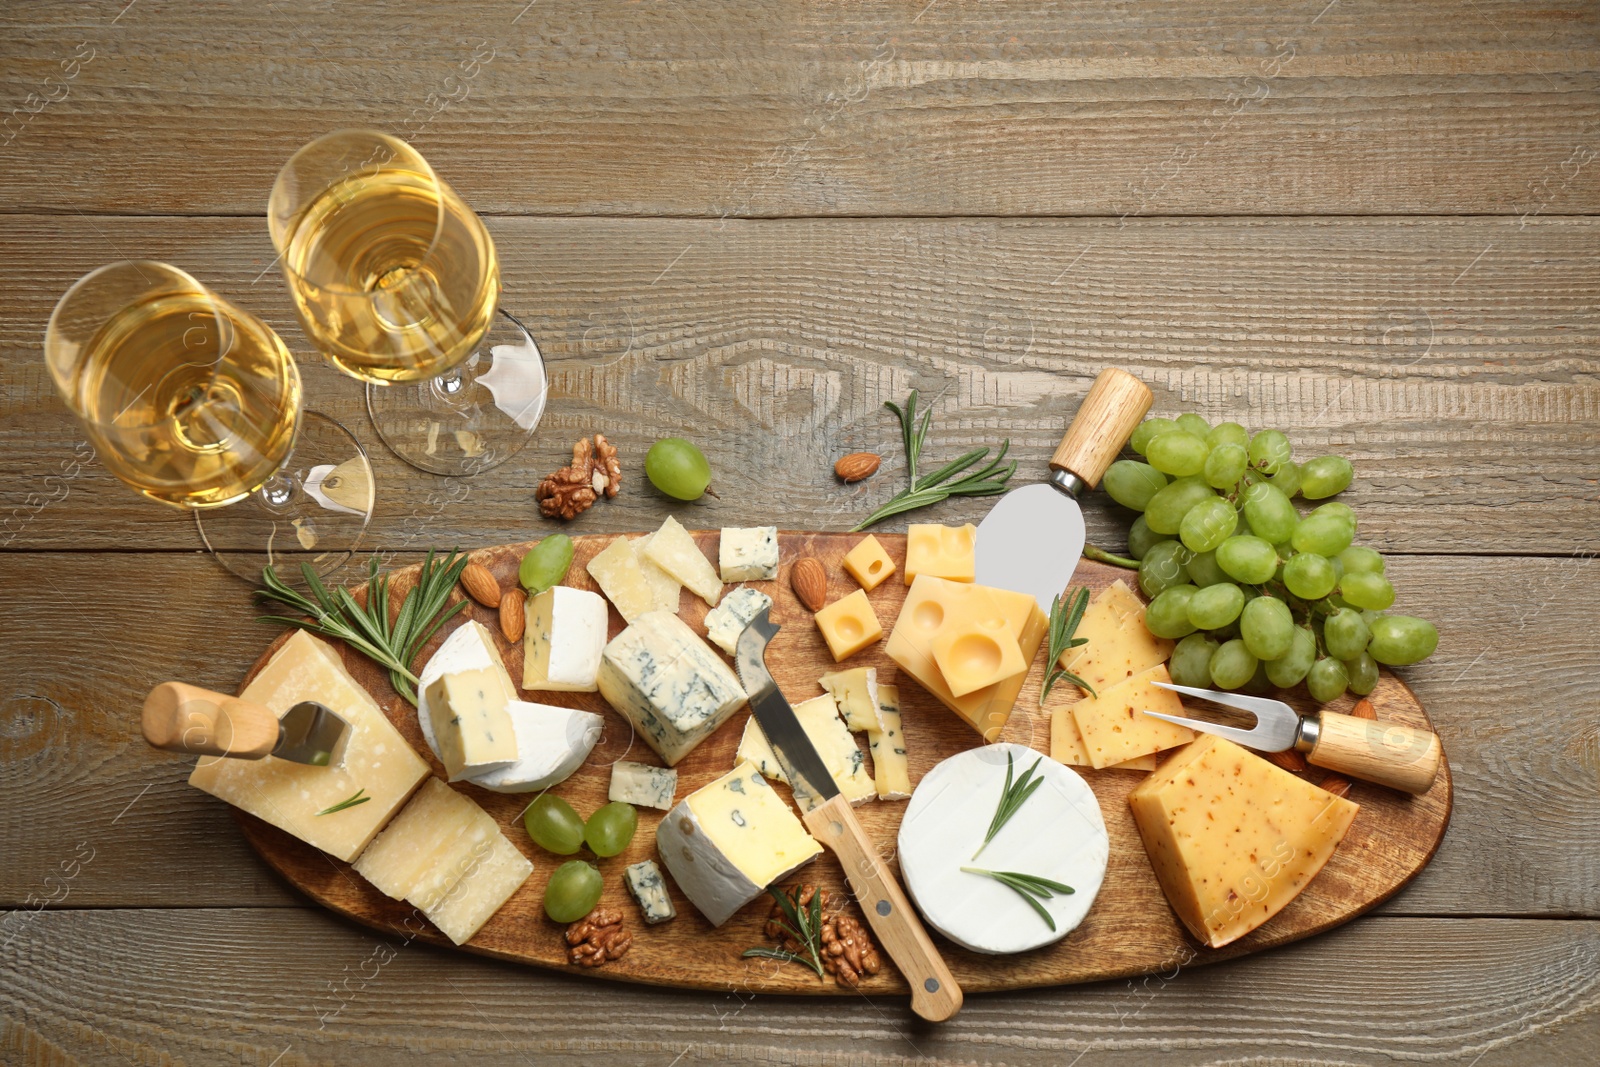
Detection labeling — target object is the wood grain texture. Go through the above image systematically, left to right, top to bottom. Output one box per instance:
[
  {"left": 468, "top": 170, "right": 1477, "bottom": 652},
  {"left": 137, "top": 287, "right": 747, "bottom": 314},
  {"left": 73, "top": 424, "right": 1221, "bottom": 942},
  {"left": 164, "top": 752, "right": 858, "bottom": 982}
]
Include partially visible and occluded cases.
[
  {"left": 1, "top": 1, "right": 1597, "bottom": 217},
  {"left": 3, "top": 215, "right": 1598, "bottom": 554},
  {"left": 232, "top": 534, "right": 1448, "bottom": 994},
  {"left": 2, "top": 910, "right": 1596, "bottom": 1066}
]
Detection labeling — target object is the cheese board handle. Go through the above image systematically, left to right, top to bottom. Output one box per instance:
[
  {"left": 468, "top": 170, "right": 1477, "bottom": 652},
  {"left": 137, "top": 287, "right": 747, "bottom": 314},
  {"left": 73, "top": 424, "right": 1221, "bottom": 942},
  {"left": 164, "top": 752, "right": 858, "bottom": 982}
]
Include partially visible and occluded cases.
[
  {"left": 1050, "top": 367, "right": 1153, "bottom": 488},
  {"left": 142, "top": 682, "right": 280, "bottom": 759},
  {"left": 1305, "top": 711, "right": 1442, "bottom": 795},
  {"left": 803, "top": 793, "right": 963, "bottom": 1021}
]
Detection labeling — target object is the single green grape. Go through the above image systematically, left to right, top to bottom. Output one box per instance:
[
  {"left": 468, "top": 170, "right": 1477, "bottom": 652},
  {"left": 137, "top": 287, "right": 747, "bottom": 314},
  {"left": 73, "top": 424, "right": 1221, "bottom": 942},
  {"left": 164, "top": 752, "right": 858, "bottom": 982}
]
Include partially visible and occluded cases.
[
  {"left": 1174, "top": 413, "right": 1211, "bottom": 439},
  {"left": 1130, "top": 418, "right": 1178, "bottom": 456},
  {"left": 1205, "top": 421, "right": 1249, "bottom": 450},
  {"left": 1247, "top": 429, "right": 1293, "bottom": 475},
  {"left": 1146, "top": 431, "right": 1210, "bottom": 478},
  {"left": 645, "top": 437, "right": 713, "bottom": 501},
  {"left": 1203, "top": 443, "right": 1249, "bottom": 489},
  {"left": 1300, "top": 455, "right": 1354, "bottom": 499},
  {"left": 1103, "top": 460, "right": 1169, "bottom": 511},
  {"left": 1268, "top": 461, "right": 1301, "bottom": 498},
  {"left": 1144, "top": 476, "right": 1217, "bottom": 535},
  {"left": 1241, "top": 482, "right": 1299, "bottom": 545},
  {"left": 1179, "top": 496, "right": 1237, "bottom": 553},
  {"left": 1311, "top": 501, "right": 1356, "bottom": 526},
  {"left": 1291, "top": 512, "right": 1355, "bottom": 556},
  {"left": 1128, "top": 514, "right": 1172, "bottom": 561},
  {"left": 519, "top": 534, "right": 575, "bottom": 594},
  {"left": 1215, "top": 535, "right": 1279, "bottom": 585},
  {"left": 1138, "top": 540, "right": 1192, "bottom": 598},
  {"left": 1337, "top": 545, "right": 1385, "bottom": 575},
  {"left": 1183, "top": 548, "right": 1229, "bottom": 587},
  {"left": 1282, "top": 552, "right": 1337, "bottom": 600},
  {"left": 1340, "top": 571, "right": 1395, "bottom": 610},
  {"left": 1187, "top": 582, "right": 1245, "bottom": 630},
  {"left": 1145, "top": 584, "right": 1200, "bottom": 639},
  {"left": 1240, "top": 596, "right": 1294, "bottom": 660},
  {"left": 1324, "top": 608, "right": 1372, "bottom": 661},
  {"left": 1368, "top": 615, "right": 1439, "bottom": 666},
  {"left": 1265, "top": 625, "right": 1317, "bottom": 688},
  {"left": 1168, "top": 633, "right": 1218, "bottom": 688},
  {"left": 1209, "top": 639, "right": 1259, "bottom": 690},
  {"left": 1344, "top": 651, "right": 1380, "bottom": 695},
  {"left": 1306, "top": 657, "right": 1350, "bottom": 703},
  {"left": 524, "top": 794, "right": 585, "bottom": 856},
  {"left": 583, "top": 802, "right": 638, "bottom": 858},
  {"left": 544, "top": 860, "right": 604, "bottom": 923}
]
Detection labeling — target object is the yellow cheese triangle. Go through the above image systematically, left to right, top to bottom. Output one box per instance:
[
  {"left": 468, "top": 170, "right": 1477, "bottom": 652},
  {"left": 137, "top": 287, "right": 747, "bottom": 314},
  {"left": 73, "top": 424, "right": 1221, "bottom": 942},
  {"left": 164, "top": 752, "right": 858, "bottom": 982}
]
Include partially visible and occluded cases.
[{"left": 1068, "top": 663, "right": 1195, "bottom": 768}]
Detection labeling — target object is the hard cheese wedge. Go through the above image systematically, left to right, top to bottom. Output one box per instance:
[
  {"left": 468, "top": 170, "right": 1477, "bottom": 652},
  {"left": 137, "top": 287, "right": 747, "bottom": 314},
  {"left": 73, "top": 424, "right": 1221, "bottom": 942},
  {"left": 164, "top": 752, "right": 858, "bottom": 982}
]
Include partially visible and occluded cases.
[
  {"left": 644, "top": 515, "right": 723, "bottom": 607},
  {"left": 630, "top": 533, "right": 683, "bottom": 613},
  {"left": 587, "top": 537, "right": 658, "bottom": 623},
  {"left": 1060, "top": 579, "right": 1174, "bottom": 694},
  {"left": 522, "top": 586, "right": 608, "bottom": 692},
  {"left": 597, "top": 611, "right": 748, "bottom": 766},
  {"left": 189, "top": 630, "right": 429, "bottom": 863},
  {"left": 1064, "top": 663, "right": 1195, "bottom": 769},
  {"left": 866, "top": 683, "right": 911, "bottom": 799},
  {"left": 735, "top": 693, "right": 875, "bottom": 810},
  {"left": 1129, "top": 734, "right": 1360, "bottom": 948},
  {"left": 656, "top": 761, "right": 822, "bottom": 926}
]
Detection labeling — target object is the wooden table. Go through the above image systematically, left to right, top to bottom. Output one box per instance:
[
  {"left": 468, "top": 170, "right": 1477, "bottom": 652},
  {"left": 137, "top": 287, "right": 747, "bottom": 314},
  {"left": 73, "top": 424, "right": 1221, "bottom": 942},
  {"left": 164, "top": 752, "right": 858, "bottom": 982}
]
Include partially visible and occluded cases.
[{"left": 3, "top": 2, "right": 1597, "bottom": 1064}]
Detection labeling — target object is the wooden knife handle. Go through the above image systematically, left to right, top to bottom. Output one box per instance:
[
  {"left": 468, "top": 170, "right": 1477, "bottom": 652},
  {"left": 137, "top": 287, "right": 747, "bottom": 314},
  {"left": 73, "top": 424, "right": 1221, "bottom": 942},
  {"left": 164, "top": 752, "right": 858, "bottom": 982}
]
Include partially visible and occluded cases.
[
  {"left": 1050, "top": 368, "right": 1153, "bottom": 488},
  {"left": 141, "top": 682, "right": 280, "bottom": 759},
  {"left": 1306, "top": 711, "right": 1442, "bottom": 795},
  {"left": 803, "top": 793, "right": 963, "bottom": 1021}
]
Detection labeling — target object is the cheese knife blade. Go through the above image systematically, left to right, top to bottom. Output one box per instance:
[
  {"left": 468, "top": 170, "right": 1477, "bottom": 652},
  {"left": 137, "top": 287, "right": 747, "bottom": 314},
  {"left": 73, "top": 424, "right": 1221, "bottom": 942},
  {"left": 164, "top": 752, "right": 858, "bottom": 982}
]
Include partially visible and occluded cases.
[{"left": 734, "top": 606, "right": 839, "bottom": 806}]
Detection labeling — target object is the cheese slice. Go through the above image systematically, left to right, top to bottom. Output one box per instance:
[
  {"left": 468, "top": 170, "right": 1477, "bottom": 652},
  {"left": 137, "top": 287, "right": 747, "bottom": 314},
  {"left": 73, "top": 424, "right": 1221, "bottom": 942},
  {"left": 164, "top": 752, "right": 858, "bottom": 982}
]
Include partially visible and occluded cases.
[
  {"left": 644, "top": 515, "right": 723, "bottom": 607},
  {"left": 719, "top": 526, "right": 779, "bottom": 582},
  {"left": 631, "top": 533, "right": 683, "bottom": 613},
  {"left": 587, "top": 537, "right": 658, "bottom": 622},
  {"left": 1060, "top": 580, "right": 1173, "bottom": 694},
  {"left": 522, "top": 586, "right": 607, "bottom": 692},
  {"left": 702, "top": 586, "right": 773, "bottom": 656},
  {"left": 597, "top": 611, "right": 748, "bottom": 766},
  {"left": 189, "top": 630, "right": 429, "bottom": 862},
  {"left": 1066, "top": 663, "right": 1195, "bottom": 769},
  {"left": 423, "top": 667, "right": 519, "bottom": 781},
  {"left": 818, "top": 667, "right": 883, "bottom": 732},
  {"left": 866, "top": 683, "right": 911, "bottom": 800},
  {"left": 735, "top": 694, "right": 875, "bottom": 810},
  {"left": 468, "top": 701, "right": 602, "bottom": 793},
  {"left": 1051, "top": 711, "right": 1165, "bottom": 772},
  {"left": 1129, "top": 734, "right": 1360, "bottom": 948},
  {"left": 898, "top": 744, "right": 1108, "bottom": 954},
  {"left": 608, "top": 761, "right": 678, "bottom": 811},
  {"left": 655, "top": 761, "right": 822, "bottom": 926},
  {"left": 350, "top": 777, "right": 477, "bottom": 898},
  {"left": 426, "top": 832, "right": 534, "bottom": 945}
]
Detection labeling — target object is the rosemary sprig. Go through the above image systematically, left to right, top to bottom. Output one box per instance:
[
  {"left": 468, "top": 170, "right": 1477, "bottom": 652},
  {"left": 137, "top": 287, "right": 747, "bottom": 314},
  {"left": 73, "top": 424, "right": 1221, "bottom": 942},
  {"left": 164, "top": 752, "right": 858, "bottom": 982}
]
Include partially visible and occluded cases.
[
  {"left": 851, "top": 390, "right": 1016, "bottom": 531},
  {"left": 256, "top": 549, "right": 471, "bottom": 705},
  {"left": 1039, "top": 587, "right": 1096, "bottom": 706},
  {"left": 973, "top": 751, "right": 1046, "bottom": 859},
  {"left": 317, "top": 789, "right": 371, "bottom": 816},
  {"left": 960, "top": 867, "right": 1075, "bottom": 931},
  {"left": 741, "top": 885, "right": 825, "bottom": 978}
]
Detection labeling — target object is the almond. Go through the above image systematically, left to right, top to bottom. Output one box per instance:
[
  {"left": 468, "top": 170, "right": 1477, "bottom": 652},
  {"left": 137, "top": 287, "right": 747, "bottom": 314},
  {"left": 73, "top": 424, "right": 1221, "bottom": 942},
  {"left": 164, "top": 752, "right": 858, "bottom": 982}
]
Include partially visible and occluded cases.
[
  {"left": 834, "top": 452, "right": 881, "bottom": 483},
  {"left": 790, "top": 557, "right": 827, "bottom": 613},
  {"left": 461, "top": 562, "right": 502, "bottom": 608},
  {"left": 500, "top": 589, "right": 527, "bottom": 643},
  {"left": 1351, "top": 697, "right": 1377, "bottom": 720},
  {"left": 1263, "top": 748, "right": 1309, "bottom": 774},
  {"left": 1319, "top": 773, "right": 1354, "bottom": 799}
]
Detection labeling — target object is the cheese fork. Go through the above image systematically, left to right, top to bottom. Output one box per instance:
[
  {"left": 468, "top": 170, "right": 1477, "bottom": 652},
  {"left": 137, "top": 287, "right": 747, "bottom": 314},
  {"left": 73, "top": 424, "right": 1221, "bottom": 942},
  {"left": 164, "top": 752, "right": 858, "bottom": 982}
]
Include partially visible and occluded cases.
[{"left": 1142, "top": 682, "right": 1442, "bottom": 795}]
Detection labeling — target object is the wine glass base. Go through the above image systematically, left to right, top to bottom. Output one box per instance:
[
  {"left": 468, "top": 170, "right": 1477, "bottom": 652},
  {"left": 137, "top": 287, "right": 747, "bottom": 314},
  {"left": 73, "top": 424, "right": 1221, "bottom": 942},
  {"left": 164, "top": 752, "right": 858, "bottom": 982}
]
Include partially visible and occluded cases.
[
  {"left": 364, "top": 309, "right": 547, "bottom": 477},
  {"left": 195, "top": 409, "right": 375, "bottom": 585}
]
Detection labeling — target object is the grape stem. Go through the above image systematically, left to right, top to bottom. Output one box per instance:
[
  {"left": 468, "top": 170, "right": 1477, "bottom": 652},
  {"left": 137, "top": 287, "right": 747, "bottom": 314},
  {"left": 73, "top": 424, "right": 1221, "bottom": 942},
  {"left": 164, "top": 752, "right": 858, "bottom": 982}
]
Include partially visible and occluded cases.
[{"left": 1082, "top": 544, "right": 1139, "bottom": 569}]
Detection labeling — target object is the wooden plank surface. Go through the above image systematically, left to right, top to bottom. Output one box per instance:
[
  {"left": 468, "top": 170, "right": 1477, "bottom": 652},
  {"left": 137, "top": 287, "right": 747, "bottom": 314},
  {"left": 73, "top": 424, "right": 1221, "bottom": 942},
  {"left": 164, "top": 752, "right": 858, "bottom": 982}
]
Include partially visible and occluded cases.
[
  {"left": 1, "top": 1, "right": 1597, "bottom": 217},
  {"left": 3, "top": 215, "right": 1598, "bottom": 554},
  {"left": 2, "top": 910, "right": 1596, "bottom": 1066}
]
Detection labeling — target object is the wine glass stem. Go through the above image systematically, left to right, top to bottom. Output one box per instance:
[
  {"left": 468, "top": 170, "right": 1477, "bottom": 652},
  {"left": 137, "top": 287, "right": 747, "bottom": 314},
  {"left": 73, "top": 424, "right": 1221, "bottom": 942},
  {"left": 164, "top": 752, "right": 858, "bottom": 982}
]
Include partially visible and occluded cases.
[{"left": 256, "top": 469, "right": 297, "bottom": 511}]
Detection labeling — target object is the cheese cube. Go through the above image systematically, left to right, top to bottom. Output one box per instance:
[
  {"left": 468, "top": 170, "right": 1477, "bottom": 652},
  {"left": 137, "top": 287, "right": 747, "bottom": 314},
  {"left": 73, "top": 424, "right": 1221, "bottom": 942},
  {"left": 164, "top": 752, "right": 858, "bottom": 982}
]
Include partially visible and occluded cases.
[
  {"left": 644, "top": 515, "right": 723, "bottom": 607},
  {"left": 904, "top": 523, "right": 976, "bottom": 585},
  {"left": 719, "top": 526, "right": 779, "bottom": 582},
  {"left": 631, "top": 533, "right": 683, "bottom": 613},
  {"left": 842, "top": 534, "right": 896, "bottom": 591},
  {"left": 587, "top": 537, "right": 658, "bottom": 622},
  {"left": 885, "top": 575, "right": 1047, "bottom": 740},
  {"left": 1060, "top": 580, "right": 1173, "bottom": 694},
  {"left": 522, "top": 586, "right": 608, "bottom": 692},
  {"left": 702, "top": 586, "right": 773, "bottom": 656},
  {"left": 813, "top": 589, "right": 883, "bottom": 661},
  {"left": 929, "top": 590, "right": 1028, "bottom": 697},
  {"left": 597, "top": 611, "right": 748, "bottom": 766},
  {"left": 189, "top": 631, "right": 429, "bottom": 862},
  {"left": 1065, "top": 663, "right": 1195, "bottom": 769},
  {"left": 423, "top": 667, "right": 519, "bottom": 781},
  {"left": 818, "top": 667, "right": 883, "bottom": 732},
  {"left": 866, "top": 683, "right": 911, "bottom": 800},
  {"left": 735, "top": 694, "right": 875, "bottom": 810},
  {"left": 1129, "top": 734, "right": 1360, "bottom": 948},
  {"left": 609, "top": 760, "right": 678, "bottom": 811},
  {"left": 655, "top": 762, "right": 823, "bottom": 926},
  {"left": 426, "top": 832, "right": 534, "bottom": 945},
  {"left": 624, "top": 859, "right": 677, "bottom": 924}
]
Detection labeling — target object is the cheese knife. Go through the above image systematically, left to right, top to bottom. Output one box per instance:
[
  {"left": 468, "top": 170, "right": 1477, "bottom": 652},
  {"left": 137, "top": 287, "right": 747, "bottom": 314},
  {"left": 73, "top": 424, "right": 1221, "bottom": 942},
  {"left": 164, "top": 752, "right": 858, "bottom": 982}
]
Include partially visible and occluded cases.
[
  {"left": 975, "top": 367, "right": 1153, "bottom": 611},
  {"left": 736, "top": 607, "right": 963, "bottom": 1022},
  {"left": 142, "top": 681, "right": 350, "bottom": 766}
]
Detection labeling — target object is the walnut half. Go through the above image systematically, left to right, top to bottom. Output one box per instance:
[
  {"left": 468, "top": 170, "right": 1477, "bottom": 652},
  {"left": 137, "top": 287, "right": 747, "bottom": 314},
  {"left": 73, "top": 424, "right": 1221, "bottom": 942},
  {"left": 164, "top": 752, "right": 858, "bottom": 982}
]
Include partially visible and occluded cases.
[
  {"left": 537, "top": 434, "right": 621, "bottom": 520},
  {"left": 566, "top": 907, "right": 632, "bottom": 966}
]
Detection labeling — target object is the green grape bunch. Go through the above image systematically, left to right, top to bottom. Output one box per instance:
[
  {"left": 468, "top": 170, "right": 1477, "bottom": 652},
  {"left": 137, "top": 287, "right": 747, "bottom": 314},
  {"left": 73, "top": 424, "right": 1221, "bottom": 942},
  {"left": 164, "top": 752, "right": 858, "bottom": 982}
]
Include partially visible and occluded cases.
[{"left": 1102, "top": 414, "right": 1439, "bottom": 705}]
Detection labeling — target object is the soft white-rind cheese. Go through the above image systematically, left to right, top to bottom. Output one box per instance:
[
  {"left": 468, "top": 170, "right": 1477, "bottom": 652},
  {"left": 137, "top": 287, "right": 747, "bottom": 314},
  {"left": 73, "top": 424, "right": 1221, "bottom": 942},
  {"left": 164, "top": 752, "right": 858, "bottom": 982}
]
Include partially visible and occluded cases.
[
  {"left": 718, "top": 526, "right": 779, "bottom": 582},
  {"left": 522, "top": 586, "right": 607, "bottom": 692},
  {"left": 597, "top": 611, "right": 747, "bottom": 766},
  {"left": 416, "top": 621, "right": 518, "bottom": 762},
  {"left": 469, "top": 701, "right": 603, "bottom": 793}
]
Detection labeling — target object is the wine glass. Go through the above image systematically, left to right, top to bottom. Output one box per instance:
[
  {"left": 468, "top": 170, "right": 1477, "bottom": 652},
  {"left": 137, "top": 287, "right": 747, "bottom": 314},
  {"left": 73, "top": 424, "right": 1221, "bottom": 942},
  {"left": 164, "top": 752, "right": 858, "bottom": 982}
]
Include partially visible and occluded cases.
[
  {"left": 268, "top": 130, "right": 547, "bottom": 476},
  {"left": 44, "top": 260, "right": 373, "bottom": 582}
]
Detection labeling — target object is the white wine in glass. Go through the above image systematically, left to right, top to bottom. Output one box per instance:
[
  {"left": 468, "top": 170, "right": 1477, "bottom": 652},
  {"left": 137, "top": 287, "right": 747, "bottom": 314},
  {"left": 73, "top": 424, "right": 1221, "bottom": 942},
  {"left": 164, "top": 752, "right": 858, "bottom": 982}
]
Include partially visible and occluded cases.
[
  {"left": 270, "top": 130, "right": 547, "bottom": 476},
  {"left": 45, "top": 261, "right": 374, "bottom": 580}
]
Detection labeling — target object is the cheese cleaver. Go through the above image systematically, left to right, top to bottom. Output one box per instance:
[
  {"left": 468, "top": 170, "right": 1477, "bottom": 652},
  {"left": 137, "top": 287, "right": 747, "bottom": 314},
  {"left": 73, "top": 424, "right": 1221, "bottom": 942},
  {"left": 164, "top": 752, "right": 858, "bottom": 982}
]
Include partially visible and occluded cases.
[
  {"left": 975, "top": 368, "right": 1152, "bottom": 611},
  {"left": 736, "top": 607, "right": 963, "bottom": 1022},
  {"left": 142, "top": 681, "right": 350, "bottom": 766}
]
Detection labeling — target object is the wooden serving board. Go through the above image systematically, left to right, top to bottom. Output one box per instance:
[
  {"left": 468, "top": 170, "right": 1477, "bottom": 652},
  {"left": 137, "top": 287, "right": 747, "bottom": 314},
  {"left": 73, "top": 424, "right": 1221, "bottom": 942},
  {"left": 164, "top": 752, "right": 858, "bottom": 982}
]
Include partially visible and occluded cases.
[{"left": 234, "top": 532, "right": 1453, "bottom": 995}]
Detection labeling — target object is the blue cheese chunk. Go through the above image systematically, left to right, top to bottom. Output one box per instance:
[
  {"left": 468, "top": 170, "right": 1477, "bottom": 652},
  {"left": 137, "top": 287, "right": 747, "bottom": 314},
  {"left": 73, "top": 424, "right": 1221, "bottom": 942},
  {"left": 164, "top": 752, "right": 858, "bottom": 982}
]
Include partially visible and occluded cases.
[
  {"left": 719, "top": 526, "right": 780, "bottom": 582},
  {"left": 702, "top": 586, "right": 774, "bottom": 656},
  {"left": 597, "top": 611, "right": 748, "bottom": 766},
  {"left": 608, "top": 760, "right": 678, "bottom": 811},
  {"left": 623, "top": 859, "right": 677, "bottom": 924}
]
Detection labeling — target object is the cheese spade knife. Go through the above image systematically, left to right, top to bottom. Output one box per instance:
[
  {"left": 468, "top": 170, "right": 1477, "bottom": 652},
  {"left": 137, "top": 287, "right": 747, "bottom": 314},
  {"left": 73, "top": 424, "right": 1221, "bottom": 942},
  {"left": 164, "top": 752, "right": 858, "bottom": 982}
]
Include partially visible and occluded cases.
[
  {"left": 975, "top": 367, "right": 1152, "bottom": 611},
  {"left": 736, "top": 608, "right": 963, "bottom": 1022},
  {"left": 142, "top": 681, "right": 350, "bottom": 766}
]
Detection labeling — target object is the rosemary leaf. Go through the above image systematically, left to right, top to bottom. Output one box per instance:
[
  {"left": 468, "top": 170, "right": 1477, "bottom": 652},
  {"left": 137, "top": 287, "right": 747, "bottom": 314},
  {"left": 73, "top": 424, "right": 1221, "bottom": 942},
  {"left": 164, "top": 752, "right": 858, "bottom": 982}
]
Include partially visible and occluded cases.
[
  {"left": 851, "top": 391, "right": 1015, "bottom": 531},
  {"left": 1040, "top": 587, "right": 1098, "bottom": 705},
  {"left": 973, "top": 752, "right": 1046, "bottom": 859},
  {"left": 317, "top": 789, "right": 370, "bottom": 816},
  {"left": 960, "top": 866, "right": 1075, "bottom": 931},
  {"left": 745, "top": 885, "right": 826, "bottom": 978}
]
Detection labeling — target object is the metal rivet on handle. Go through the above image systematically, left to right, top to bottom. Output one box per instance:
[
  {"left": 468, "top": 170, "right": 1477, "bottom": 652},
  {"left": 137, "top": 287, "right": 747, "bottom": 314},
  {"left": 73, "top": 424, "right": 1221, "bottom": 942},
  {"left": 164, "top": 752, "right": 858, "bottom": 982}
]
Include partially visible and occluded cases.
[
  {"left": 876, "top": 899, "right": 890, "bottom": 916},
  {"left": 925, "top": 978, "right": 940, "bottom": 993}
]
